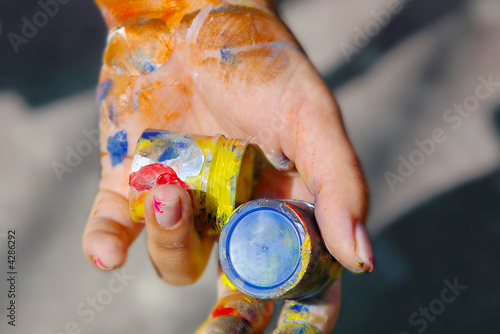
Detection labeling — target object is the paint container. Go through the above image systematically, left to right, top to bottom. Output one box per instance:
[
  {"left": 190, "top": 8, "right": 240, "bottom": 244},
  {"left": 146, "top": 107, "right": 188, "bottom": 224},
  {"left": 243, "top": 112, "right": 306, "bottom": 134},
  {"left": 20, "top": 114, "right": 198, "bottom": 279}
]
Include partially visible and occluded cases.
[
  {"left": 129, "top": 129, "right": 255, "bottom": 234},
  {"left": 219, "top": 199, "right": 343, "bottom": 300}
]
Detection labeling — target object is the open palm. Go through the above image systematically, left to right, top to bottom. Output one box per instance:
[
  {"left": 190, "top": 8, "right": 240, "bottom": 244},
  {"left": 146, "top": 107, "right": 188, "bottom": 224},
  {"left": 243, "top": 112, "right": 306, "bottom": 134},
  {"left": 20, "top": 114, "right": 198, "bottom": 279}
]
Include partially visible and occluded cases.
[{"left": 83, "top": 1, "right": 372, "bottom": 332}]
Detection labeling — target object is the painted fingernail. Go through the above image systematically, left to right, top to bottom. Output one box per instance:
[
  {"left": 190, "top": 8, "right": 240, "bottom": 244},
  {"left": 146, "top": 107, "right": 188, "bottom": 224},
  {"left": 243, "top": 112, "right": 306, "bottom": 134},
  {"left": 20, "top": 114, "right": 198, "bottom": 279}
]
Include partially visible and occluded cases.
[
  {"left": 153, "top": 196, "right": 181, "bottom": 228},
  {"left": 354, "top": 221, "right": 374, "bottom": 272},
  {"left": 93, "top": 256, "right": 114, "bottom": 271}
]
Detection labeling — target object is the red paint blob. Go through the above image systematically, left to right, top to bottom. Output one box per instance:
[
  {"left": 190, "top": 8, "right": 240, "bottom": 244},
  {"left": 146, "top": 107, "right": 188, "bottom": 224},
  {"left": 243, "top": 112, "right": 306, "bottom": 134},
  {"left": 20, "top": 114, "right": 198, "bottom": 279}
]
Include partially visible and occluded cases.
[
  {"left": 129, "top": 163, "right": 190, "bottom": 192},
  {"left": 212, "top": 306, "right": 238, "bottom": 318}
]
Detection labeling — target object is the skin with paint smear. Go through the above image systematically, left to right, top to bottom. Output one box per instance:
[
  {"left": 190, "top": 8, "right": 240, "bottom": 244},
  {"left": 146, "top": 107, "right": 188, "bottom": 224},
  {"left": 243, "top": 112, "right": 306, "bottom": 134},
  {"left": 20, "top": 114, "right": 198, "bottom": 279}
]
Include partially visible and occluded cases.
[
  {"left": 84, "top": 0, "right": 372, "bottom": 333},
  {"left": 96, "top": 0, "right": 302, "bottom": 172}
]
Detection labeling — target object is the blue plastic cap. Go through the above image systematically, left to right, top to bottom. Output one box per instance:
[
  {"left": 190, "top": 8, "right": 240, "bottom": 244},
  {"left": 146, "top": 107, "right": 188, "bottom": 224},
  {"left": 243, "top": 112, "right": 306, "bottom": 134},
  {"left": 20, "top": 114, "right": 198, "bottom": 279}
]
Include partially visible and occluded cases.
[{"left": 219, "top": 200, "right": 306, "bottom": 299}]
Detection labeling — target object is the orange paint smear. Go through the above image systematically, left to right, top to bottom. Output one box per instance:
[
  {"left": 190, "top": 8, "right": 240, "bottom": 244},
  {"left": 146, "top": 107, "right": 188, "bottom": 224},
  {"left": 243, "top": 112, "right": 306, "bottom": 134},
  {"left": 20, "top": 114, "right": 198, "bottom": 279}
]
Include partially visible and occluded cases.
[
  {"left": 96, "top": 0, "right": 221, "bottom": 28},
  {"left": 96, "top": 0, "right": 186, "bottom": 28},
  {"left": 96, "top": 1, "right": 298, "bottom": 139},
  {"left": 193, "top": 6, "right": 298, "bottom": 85},
  {"left": 196, "top": 6, "right": 293, "bottom": 49},
  {"left": 104, "top": 19, "right": 174, "bottom": 76},
  {"left": 97, "top": 68, "right": 191, "bottom": 133},
  {"left": 134, "top": 78, "right": 192, "bottom": 125},
  {"left": 164, "top": 112, "right": 180, "bottom": 122}
]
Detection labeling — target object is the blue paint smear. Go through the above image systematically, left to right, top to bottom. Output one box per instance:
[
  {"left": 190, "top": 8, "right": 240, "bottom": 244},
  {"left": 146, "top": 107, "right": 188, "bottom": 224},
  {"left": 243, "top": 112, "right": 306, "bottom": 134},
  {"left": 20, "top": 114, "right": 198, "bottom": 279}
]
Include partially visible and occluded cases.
[
  {"left": 211, "top": 6, "right": 236, "bottom": 13},
  {"left": 221, "top": 41, "right": 302, "bottom": 66},
  {"left": 268, "top": 41, "right": 304, "bottom": 54},
  {"left": 269, "top": 41, "right": 294, "bottom": 49},
  {"left": 221, "top": 48, "right": 235, "bottom": 63},
  {"left": 144, "top": 61, "right": 155, "bottom": 73},
  {"left": 98, "top": 80, "right": 113, "bottom": 107},
  {"left": 108, "top": 103, "right": 115, "bottom": 124},
  {"left": 141, "top": 130, "right": 164, "bottom": 140},
  {"left": 107, "top": 131, "right": 128, "bottom": 166},
  {"left": 176, "top": 140, "right": 188, "bottom": 150},
  {"left": 157, "top": 146, "right": 180, "bottom": 162},
  {"left": 288, "top": 303, "right": 309, "bottom": 313}
]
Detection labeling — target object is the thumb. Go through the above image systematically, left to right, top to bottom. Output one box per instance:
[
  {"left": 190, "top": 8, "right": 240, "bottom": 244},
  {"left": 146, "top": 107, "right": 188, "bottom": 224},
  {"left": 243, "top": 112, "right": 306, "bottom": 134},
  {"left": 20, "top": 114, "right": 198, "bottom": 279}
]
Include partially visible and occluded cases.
[
  {"left": 279, "top": 63, "right": 372, "bottom": 273},
  {"left": 145, "top": 184, "right": 214, "bottom": 285}
]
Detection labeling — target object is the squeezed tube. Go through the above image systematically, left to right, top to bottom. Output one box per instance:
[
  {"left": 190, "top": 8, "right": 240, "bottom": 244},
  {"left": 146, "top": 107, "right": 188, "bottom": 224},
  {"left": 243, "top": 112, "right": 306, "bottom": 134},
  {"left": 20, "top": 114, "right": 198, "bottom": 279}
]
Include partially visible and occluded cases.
[
  {"left": 129, "top": 129, "right": 255, "bottom": 234},
  {"left": 219, "top": 199, "right": 343, "bottom": 300}
]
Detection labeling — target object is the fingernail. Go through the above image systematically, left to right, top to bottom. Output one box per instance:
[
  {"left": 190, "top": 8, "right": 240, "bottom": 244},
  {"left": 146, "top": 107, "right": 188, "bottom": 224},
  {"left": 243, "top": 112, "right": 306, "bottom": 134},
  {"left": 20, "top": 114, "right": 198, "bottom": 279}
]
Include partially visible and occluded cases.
[
  {"left": 153, "top": 196, "right": 181, "bottom": 228},
  {"left": 354, "top": 221, "right": 374, "bottom": 272},
  {"left": 93, "top": 256, "right": 114, "bottom": 271}
]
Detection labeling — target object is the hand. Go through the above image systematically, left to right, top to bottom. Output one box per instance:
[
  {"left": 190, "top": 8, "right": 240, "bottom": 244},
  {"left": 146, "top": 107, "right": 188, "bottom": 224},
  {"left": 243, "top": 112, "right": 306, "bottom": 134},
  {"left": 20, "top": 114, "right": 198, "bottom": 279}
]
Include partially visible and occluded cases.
[{"left": 82, "top": 1, "right": 372, "bottom": 332}]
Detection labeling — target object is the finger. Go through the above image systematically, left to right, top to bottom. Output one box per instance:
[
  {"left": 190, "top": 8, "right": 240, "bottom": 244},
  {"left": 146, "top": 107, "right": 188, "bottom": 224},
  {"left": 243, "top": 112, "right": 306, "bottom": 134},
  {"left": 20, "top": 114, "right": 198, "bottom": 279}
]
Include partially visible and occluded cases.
[
  {"left": 279, "top": 62, "right": 372, "bottom": 273},
  {"left": 83, "top": 156, "right": 144, "bottom": 270},
  {"left": 145, "top": 184, "right": 214, "bottom": 285},
  {"left": 196, "top": 271, "right": 275, "bottom": 334},
  {"left": 273, "top": 278, "right": 341, "bottom": 334}
]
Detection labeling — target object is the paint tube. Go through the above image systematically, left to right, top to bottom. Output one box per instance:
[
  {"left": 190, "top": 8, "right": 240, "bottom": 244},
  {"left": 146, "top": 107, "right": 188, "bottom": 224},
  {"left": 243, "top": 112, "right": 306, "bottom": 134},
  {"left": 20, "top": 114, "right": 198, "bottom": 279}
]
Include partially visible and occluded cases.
[
  {"left": 129, "top": 129, "right": 255, "bottom": 234},
  {"left": 129, "top": 130, "right": 341, "bottom": 299},
  {"left": 219, "top": 199, "right": 343, "bottom": 300}
]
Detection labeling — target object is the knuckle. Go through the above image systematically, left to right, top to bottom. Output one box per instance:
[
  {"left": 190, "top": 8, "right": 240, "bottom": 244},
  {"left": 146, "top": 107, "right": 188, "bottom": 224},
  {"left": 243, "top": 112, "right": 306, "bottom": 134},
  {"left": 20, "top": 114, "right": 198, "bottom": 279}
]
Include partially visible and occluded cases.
[{"left": 152, "top": 237, "right": 187, "bottom": 252}]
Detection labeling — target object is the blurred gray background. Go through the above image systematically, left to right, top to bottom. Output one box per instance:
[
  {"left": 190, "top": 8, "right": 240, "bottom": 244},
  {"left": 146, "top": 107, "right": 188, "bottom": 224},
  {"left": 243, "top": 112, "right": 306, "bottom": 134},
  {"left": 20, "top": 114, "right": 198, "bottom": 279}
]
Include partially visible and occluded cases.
[{"left": 0, "top": 0, "right": 499, "bottom": 333}]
